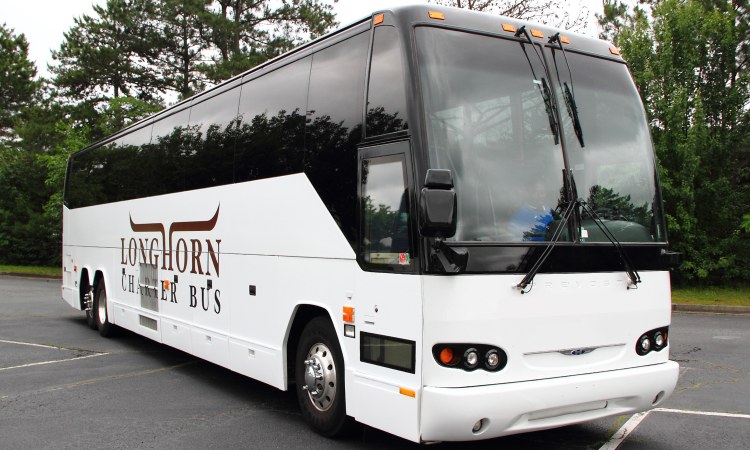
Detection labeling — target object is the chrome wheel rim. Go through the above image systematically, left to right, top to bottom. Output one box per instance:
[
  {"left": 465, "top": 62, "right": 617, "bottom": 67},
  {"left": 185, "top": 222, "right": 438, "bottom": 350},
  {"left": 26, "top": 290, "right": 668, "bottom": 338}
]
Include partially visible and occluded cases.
[{"left": 302, "top": 342, "right": 337, "bottom": 412}]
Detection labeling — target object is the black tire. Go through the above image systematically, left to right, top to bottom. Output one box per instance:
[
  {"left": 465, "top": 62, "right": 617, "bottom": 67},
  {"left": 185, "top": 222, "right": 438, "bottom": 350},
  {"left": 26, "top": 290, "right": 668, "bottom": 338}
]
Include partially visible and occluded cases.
[
  {"left": 82, "top": 278, "right": 96, "bottom": 330},
  {"left": 94, "top": 280, "right": 112, "bottom": 337},
  {"left": 295, "top": 316, "right": 356, "bottom": 437}
]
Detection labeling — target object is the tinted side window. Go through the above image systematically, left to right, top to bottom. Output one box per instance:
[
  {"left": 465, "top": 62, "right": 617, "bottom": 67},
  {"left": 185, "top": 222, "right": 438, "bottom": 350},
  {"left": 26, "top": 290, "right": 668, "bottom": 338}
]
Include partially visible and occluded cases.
[
  {"left": 366, "top": 26, "right": 408, "bottom": 136},
  {"left": 306, "top": 32, "right": 369, "bottom": 248},
  {"left": 235, "top": 57, "right": 311, "bottom": 183},
  {"left": 186, "top": 86, "right": 241, "bottom": 190},
  {"left": 150, "top": 108, "right": 191, "bottom": 195},
  {"left": 112, "top": 125, "right": 154, "bottom": 202},
  {"left": 66, "top": 141, "right": 116, "bottom": 208},
  {"left": 361, "top": 154, "right": 411, "bottom": 268}
]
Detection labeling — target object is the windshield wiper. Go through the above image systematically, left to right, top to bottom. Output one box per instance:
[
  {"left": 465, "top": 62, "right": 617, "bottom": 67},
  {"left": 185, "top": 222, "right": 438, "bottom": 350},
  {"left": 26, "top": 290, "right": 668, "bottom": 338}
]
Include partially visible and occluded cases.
[
  {"left": 515, "top": 26, "right": 559, "bottom": 145},
  {"left": 549, "top": 33, "right": 584, "bottom": 148},
  {"left": 516, "top": 198, "right": 641, "bottom": 292},
  {"left": 517, "top": 199, "right": 577, "bottom": 292},
  {"left": 579, "top": 201, "right": 641, "bottom": 287}
]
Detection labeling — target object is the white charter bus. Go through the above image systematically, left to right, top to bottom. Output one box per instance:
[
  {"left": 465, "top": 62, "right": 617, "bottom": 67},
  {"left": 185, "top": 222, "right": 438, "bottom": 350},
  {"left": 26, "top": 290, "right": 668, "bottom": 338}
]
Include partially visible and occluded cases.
[{"left": 61, "top": 5, "right": 679, "bottom": 443}]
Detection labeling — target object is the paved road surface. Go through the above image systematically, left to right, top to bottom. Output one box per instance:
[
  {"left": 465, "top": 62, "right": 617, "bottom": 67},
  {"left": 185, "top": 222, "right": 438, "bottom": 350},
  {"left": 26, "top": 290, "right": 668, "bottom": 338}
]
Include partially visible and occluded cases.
[{"left": 1, "top": 276, "right": 748, "bottom": 448}]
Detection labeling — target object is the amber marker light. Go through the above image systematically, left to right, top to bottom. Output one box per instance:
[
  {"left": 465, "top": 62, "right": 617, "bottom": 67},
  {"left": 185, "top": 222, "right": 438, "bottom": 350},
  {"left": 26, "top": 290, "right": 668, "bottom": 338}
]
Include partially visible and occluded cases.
[
  {"left": 428, "top": 11, "right": 445, "bottom": 20},
  {"left": 373, "top": 13, "right": 384, "bottom": 25},
  {"left": 502, "top": 23, "right": 517, "bottom": 33},
  {"left": 531, "top": 29, "right": 544, "bottom": 38},
  {"left": 561, "top": 35, "right": 570, "bottom": 44},
  {"left": 610, "top": 47, "right": 621, "bottom": 55},
  {"left": 163, "top": 280, "right": 170, "bottom": 290},
  {"left": 342, "top": 306, "right": 354, "bottom": 323},
  {"left": 439, "top": 347, "right": 455, "bottom": 365},
  {"left": 399, "top": 387, "right": 416, "bottom": 398}
]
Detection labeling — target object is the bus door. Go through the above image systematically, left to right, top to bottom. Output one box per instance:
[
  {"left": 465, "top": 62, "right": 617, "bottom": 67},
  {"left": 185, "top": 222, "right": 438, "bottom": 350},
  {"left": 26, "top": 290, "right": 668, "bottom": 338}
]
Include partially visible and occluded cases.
[{"left": 349, "top": 140, "right": 422, "bottom": 442}]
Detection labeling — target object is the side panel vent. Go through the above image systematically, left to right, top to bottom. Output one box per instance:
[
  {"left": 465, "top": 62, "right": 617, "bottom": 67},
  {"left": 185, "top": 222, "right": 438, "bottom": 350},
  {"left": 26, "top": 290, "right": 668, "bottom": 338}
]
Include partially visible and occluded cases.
[
  {"left": 139, "top": 262, "right": 159, "bottom": 312},
  {"left": 139, "top": 315, "right": 158, "bottom": 331}
]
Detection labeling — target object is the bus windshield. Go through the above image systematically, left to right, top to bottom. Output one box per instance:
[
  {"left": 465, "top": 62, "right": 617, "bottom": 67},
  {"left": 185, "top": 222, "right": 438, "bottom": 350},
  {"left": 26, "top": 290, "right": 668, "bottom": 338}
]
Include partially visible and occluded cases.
[{"left": 416, "top": 27, "right": 665, "bottom": 244}]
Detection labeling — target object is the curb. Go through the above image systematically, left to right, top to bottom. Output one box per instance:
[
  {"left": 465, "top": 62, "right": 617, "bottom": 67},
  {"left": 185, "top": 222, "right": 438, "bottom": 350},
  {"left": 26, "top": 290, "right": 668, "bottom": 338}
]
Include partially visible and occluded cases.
[
  {"left": 0, "top": 272, "right": 61, "bottom": 281},
  {"left": 673, "top": 304, "right": 750, "bottom": 315}
]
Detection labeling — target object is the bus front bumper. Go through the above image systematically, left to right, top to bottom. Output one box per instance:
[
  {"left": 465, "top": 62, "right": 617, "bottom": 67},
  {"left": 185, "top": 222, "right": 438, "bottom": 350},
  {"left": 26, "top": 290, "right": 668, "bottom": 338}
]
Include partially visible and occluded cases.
[{"left": 420, "top": 361, "right": 679, "bottom": 442}]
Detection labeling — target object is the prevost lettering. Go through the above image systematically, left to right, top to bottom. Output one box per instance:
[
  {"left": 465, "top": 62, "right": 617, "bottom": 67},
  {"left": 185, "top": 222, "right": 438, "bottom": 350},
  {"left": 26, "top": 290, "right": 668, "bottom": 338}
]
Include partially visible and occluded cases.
[{"left": 120, "top": 205, "right": 222, "bottom": 314}]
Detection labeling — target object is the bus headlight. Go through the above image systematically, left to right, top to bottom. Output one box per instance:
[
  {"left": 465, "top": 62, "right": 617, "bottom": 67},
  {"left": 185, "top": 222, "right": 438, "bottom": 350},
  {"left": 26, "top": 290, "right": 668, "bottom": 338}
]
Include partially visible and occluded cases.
[
  {"left": 636, "top": 326, "right": 669, "bottom": 356},
  {"left": 433, "top": 344, "right": 507, "bottom": 372},
  {"left": 464, "top": 348, "right": 479, "bottom": 369}
]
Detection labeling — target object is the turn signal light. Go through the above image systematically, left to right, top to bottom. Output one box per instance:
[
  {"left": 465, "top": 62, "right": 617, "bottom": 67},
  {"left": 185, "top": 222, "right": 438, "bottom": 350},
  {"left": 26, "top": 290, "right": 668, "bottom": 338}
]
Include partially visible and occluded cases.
[
  {"left": 428, "top": 11, "right": 445, "bottom": 20},
  {"left": 342, "top": 306, "right": 354, "bottom": 323},
  {"left": 439, "top": 347, "right": 455, "bottom": 365}
]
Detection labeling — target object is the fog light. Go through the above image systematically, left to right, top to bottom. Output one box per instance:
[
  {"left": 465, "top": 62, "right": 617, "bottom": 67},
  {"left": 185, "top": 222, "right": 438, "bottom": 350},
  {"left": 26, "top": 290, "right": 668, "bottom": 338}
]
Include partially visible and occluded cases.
[
  {"left": 654, "top": 331, "right": 664, "bottom": 348},
  {"left": 464, "top": 348, "right": 478, "bottom": 369}
]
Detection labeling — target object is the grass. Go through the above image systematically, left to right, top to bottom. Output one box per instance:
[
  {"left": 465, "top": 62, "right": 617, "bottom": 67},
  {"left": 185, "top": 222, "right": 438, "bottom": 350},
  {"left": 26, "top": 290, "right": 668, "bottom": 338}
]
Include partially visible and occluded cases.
[
  {"left": 0, "top": 265, "right": 61, "bottom": 277},
  {"left": 672, "top": 286, "right": 750, "bottom": 307}
]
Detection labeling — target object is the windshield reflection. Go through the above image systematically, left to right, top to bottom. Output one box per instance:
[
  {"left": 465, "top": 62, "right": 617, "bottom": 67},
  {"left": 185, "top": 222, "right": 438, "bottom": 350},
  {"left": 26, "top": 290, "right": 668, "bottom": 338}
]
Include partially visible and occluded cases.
[{"left": 417, "top": 27, "right": 665, "bottom": 243}]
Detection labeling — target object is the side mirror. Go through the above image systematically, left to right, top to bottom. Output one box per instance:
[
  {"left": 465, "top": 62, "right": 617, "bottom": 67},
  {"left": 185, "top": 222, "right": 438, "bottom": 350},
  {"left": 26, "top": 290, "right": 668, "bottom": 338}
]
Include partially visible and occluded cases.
[{"left": 419, "top": 169, "right": 457, "bottom": 238}]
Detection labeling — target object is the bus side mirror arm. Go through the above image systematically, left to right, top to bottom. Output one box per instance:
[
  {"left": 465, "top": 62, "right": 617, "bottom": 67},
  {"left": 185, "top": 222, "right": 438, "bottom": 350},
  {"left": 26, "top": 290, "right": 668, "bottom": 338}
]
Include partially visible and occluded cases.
[{"left": 420, "top": 169, "right": 468, "bottom": 273}]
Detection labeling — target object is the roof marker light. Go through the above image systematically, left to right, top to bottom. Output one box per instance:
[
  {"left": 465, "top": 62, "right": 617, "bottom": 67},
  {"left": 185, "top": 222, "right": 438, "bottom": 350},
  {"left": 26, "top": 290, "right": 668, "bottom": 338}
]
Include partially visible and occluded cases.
[
  {"left": 428, "top": 11, "right": 445, "bottom": 20},
  {"left": 373, "top": 13, "right": 384, "bottom": 25},
  {"left": 502, "top": 23, "right": 517, "bottom": 33},
  {"left": 531, "top": 29, "right": 544, "bottom": 38},
  {"left": 561, "top": 35, "right": 570, "bottom": 44},
  {"left": 610, "top": 47, "right": 621, "bottom": 55}
]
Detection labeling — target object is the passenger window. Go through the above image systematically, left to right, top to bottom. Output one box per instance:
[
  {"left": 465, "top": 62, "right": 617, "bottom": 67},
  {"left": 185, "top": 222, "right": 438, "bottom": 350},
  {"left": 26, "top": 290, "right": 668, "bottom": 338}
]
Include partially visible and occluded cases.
[
  {"left": 366, "top": 26, "right": 408, "bottom": 136},
  {"left": 361, "top": 154, "right": 411, "bottom": 267}
]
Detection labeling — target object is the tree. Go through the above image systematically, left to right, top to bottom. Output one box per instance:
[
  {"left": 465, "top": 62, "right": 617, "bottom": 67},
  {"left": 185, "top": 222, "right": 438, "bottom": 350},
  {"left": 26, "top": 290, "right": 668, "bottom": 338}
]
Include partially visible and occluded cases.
[
  {"left": 51, "top": 0, "right": 166, "bottom": 105},
  {"left": 155, "top": 0, "right": 211, "bottom": 99},
  {"left": 200, "top": 0, "right": 338, "bottom": 82},
  {"left": 429, "top": 0, "right": 589, "bottom": 30},
  {"left": 599, "top": 0, "right": 750, "bottom": 284},
  {"left": 0, "top": 24, "right": 38, "bottom": 141}
]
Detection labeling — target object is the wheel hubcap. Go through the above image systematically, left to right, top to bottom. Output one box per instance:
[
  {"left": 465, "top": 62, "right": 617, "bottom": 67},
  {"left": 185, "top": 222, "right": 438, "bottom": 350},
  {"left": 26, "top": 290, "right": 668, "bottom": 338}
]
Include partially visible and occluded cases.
[{"left": 302, "top": 342, "right": 336, "bottom": 412}]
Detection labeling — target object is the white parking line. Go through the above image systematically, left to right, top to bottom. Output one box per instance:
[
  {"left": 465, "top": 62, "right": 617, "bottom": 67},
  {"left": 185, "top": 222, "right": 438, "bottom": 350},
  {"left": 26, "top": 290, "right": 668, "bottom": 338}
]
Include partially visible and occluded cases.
[
  {"left": 0, "top": 338, "right": 66, "bottom": 350},
  {"left": 0, "top": 338, "right": 109, "bottom": 372},
  {"left": 0, "top": 352, "right": 109, "bottom": 372},
  {"left": 599, "top": 407, "right": 750, "bottom": 450},
  {"left": 654, "top": 407, "right": 750, "bottom": 419},
  {"left": 599, "top": 411, "right": 650, "bottom": 450}
]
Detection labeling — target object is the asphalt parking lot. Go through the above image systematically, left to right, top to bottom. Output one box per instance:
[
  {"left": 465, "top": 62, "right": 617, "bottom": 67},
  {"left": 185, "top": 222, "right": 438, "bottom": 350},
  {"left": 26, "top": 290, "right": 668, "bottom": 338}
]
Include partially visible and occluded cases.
[{"left": 1, "top": 276, "right": 749, "bottom": 449}]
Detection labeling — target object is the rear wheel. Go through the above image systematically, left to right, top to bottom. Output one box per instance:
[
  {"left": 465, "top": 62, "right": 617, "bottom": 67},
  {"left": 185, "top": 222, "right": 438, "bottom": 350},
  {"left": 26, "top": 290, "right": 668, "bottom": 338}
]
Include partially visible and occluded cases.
[
  {"left": 82, "top": 278, "right": 96, "bottom": 330},
  {"left": 94, "top": 280, "right": 112, "bottom": 337},
  {"left": 295, "top": 316, "right": 355, "bottom": 437}
]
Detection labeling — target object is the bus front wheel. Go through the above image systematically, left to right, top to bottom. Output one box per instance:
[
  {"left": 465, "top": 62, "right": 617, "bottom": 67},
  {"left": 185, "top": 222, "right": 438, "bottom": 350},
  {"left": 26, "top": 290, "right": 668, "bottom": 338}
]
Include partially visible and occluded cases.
[
  {"left": 94, "top": 281, "right": 112, "bottom": 337},
  {"left": 295, "top": 316, "right": 354, "bottom": 437}
]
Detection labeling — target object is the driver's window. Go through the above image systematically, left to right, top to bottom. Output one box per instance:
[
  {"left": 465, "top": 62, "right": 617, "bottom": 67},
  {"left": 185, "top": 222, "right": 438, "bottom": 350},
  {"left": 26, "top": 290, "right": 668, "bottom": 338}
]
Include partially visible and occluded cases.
[{"left": 361, "top": 154, "right": 411, "bottom": 268}]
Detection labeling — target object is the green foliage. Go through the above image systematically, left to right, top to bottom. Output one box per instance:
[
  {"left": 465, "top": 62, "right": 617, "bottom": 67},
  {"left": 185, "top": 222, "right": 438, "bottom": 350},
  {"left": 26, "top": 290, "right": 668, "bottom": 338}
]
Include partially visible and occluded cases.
[
  {"left": 51, "top": 0, "right": 166, "bottom": 104},
  {"left": 599, "top": 0, "right": 750, "bottom": 285},
  {"left": 0, "top": 24, "right": 38, "bottom": 141}
]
